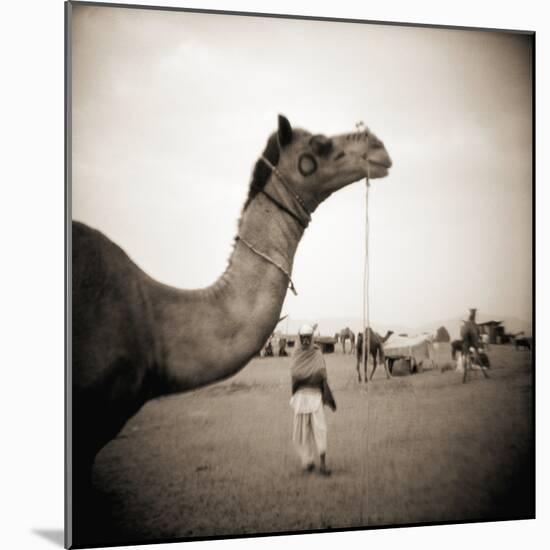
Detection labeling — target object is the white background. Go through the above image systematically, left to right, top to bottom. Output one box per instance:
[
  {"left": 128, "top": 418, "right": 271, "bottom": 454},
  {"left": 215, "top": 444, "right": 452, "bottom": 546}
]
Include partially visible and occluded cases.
[{"left": 0, "top": 1, "right": 547, "bottom": 549}]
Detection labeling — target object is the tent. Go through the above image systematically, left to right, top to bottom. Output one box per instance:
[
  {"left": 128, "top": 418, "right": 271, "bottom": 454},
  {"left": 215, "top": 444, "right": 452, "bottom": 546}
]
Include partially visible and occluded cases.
[{"left": 383, "top": 334, "right": 433, "bottom": 372}]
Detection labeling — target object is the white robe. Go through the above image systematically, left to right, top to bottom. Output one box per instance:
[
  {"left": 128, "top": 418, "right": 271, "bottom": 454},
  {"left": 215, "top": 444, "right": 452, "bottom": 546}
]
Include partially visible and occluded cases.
[{"left": 289, "top": 388, "right": 327, "bottom": 467}]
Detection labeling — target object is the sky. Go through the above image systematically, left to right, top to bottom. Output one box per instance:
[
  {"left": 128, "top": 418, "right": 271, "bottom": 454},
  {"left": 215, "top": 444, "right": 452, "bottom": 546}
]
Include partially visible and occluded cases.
[{"left": 71, "top": 5, "right": 533, "bottom": 335}]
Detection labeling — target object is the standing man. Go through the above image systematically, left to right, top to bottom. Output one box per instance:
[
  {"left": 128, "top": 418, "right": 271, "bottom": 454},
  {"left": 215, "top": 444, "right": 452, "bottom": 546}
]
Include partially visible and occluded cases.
[{"left": 289, "top": 324, "right": 337, "bottom": 476}]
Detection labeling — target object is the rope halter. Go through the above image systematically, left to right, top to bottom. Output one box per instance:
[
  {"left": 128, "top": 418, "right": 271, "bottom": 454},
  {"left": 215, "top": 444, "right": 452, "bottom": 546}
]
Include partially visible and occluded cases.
[
  {"left": 236, "top": 155, "right": 311, "bottom": 296},
  {"left": 259, "top": 156, "right": 312, "bottom": 228}
]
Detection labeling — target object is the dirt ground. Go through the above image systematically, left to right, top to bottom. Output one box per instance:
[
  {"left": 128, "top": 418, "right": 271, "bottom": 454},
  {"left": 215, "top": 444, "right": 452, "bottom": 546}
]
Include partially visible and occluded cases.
[{"left": 89, "top": 344, "right": 533, "bottom": 546}]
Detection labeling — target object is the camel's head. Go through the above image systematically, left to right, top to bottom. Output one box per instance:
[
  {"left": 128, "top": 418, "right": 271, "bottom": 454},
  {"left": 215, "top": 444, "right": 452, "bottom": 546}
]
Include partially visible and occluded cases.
[{"left": 257, "top": 115, "right": 392, "bottom": 211}]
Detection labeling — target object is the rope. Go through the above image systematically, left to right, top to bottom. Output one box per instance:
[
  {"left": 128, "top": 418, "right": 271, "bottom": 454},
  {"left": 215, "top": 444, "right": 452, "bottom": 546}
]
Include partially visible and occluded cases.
[
  {"left": 355, "top": 121, "right": 371, "bottom": 526},
  {"left": 360, "top": 123, "right": 371, "bottom": 383},
  {"left": 260, "top": 155, "right": 311, "bottom": 216},
  {"left": 237, "top": 156, "right": 309, "bottom": 296},
  {"left": 362, "top": 181, "right": 370, "bottom": 381},
  {"left": 260, "top": 189, "right": 308, "bottom": 229},
  {"left": 237, "top": 235, "right": 298, "bottom": 295}
]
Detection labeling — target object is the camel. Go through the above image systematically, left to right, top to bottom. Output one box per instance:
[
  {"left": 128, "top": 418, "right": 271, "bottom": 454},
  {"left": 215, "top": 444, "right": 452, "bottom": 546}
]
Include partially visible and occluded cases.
[
  {"left": 72, "top": 115, "right": 392, "bottom": 511},
  {"left": 460, "top": 308, "right": 489, "bottom": 383},
  {"left": 339, "top": 327, "right": 356, "bottom": 354},
  {"left": 356, "top": 329, "right": 393, "bottom": 381},
  {"left": 509, "top": 332, "right": 531, "bottom": 351},
  {"left": 514, "top": 337, "right": 531, "bottom": 351},
  {"left": 453, "top": 340, "right": 491, "bottom": 371}
]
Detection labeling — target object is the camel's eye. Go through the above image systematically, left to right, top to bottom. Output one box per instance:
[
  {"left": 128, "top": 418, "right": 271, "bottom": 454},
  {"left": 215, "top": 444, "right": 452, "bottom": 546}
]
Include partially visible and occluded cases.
[
  {"left": 310, "top": 135, "right": 333, "bottom": 157},
  {"left": 298, "top": 153, "right": 318, "bottom": 177}
]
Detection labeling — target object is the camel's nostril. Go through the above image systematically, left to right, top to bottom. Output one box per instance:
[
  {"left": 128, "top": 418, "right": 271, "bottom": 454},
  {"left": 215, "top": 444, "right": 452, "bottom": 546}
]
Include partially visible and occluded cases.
[{"left": 335, "top": 151, "right": 345, "bottom": 161}]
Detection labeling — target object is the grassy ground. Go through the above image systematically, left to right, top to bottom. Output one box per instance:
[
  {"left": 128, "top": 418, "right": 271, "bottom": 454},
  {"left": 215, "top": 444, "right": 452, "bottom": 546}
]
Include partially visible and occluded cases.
[{"left": 90, "top": 344, "right": 533, "bottom": 546}]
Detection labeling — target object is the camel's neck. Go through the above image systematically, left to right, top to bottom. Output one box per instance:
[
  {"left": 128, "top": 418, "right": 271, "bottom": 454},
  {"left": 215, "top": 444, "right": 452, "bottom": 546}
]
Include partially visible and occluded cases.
[{"left": 152, "top": 178, "right": 306, "bottom": 393}]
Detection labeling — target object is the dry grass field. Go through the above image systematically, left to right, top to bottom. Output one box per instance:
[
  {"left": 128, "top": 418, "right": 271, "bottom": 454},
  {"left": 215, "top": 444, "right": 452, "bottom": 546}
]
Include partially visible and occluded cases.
[{"left": 88, "top": 344, "right": 533, "bottom": 546}]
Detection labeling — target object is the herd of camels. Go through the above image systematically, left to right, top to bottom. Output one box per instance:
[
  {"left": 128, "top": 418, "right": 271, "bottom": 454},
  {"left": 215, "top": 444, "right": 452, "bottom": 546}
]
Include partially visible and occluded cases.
[{"left": 72, "top": 115, "right": 393, "bottom": 514}]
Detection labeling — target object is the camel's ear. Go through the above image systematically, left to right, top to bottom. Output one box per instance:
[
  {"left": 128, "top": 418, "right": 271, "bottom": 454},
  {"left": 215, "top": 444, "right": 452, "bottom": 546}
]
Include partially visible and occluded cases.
[{"left": 277, "top": 114, "right": 293, "bottom": 147}]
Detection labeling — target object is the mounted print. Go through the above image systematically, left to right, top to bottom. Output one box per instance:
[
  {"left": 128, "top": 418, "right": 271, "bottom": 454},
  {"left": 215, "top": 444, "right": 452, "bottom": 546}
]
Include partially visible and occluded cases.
[{"left": 66, "top": 1, "right": 535, "bottom": 548}]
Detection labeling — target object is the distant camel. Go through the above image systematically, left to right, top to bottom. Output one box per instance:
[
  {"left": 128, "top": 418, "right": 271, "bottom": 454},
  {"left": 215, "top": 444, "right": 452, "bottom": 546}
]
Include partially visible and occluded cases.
[
  {"left": 72, "top": 113, "right": 392, "bottom": 534},
  {"left": 460, "top": 309, "right": 489, "bottom": 383},
  {"left": 339, "top": 327, "right": 356, "bottom": 354},
  {"left": 356, "top": 329, "right": 393, "bottom": 381},
  {"left": 510, "top": 332, "right": 531, "bottom": 351},
  {"left": 452, "top": 337, "right": 491, "bottom": 368},
  {"left": 514, "top": 337, "right": 531, "bottom": 351}
]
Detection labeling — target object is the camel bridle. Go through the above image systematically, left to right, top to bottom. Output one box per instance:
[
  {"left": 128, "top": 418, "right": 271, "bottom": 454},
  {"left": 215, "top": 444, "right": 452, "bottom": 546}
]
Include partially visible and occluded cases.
[
  {"left": 237, "top": 125, "right": 373, "bottom": 299},
  {"left": 236, "top": 155, "right": 311, "bottom": 296},
  {"left": 259, "top": 155, "right": 312, "bottom": 228}
]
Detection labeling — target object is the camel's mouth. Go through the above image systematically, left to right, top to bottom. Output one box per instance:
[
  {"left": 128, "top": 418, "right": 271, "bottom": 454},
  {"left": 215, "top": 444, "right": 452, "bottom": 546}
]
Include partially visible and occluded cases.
[
  {"left": 334, "top": 151, "right": 346, "bottom": 161},
  {"left": 333, "top": 152, "right": 392, "bottom": 170},
  {"left": 362, "top": 155, "right": 393, "bottom": 170},
  {"left": 370, "top": 159, "right": 392, "bottom": 169}
]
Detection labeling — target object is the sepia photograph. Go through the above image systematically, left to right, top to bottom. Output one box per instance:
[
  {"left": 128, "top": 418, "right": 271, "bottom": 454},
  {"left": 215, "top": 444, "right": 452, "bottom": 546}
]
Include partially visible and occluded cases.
[{"left": 67, "top": 1, "right": 533, "bottom": 548}]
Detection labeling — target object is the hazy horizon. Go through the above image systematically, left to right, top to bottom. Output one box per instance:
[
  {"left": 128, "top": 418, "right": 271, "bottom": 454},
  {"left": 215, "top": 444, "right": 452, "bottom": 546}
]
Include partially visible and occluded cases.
[
  {"left": 71, "top": 6, "right": 533, "bottom": 330},
  {"left": 274, "top": 311, "right": 532, "bottom": 339}
]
